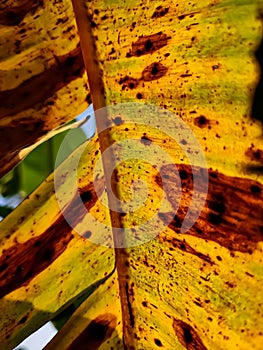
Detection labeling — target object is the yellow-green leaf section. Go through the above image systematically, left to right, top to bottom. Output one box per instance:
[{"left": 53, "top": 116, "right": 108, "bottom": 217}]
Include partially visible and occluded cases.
[
  {"left": 0, "top": 0, "right": 90, "bottom": 177},
  {"left": 0, "top": 0, "right": 263, "bottom": 349},
  {"left": 68, "top": 0, "right": 263, "bottom": 349},
  {"left": 88, "top": 0, "right": 263, "bottom": 179},
  {"left": 0, "top": 137, "right": 115, "bottom": 349},
  {"left": 44, "top": 272, "right": 123, "bottom": 350}
]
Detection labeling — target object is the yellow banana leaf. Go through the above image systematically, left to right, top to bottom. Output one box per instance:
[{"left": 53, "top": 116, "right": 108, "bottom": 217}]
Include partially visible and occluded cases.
[
  {"left": 0, "top": 0, "right": 90, "bottom": 177},
  {"left": 1, "top": 0, "right": 263, "bottom": 349}
]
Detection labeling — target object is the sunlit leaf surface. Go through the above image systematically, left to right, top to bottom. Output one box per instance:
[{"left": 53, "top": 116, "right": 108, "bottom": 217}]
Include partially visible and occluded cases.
[
  {"left": 0, "top": 0, "right": 90, "bottom": 177},
  {"left": 1, "top": 0, "right": 263, "bottom": 349}
]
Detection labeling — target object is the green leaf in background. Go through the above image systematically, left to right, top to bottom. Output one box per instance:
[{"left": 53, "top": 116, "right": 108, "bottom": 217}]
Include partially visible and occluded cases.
[
  {"left": 0, "top": 123, "right": 87, "bottom": 201},
  {"left": 19, "top": 126, "right": 87, "bottom": 197},
  {"left": 0, "top": 167, "right": 20, "bottom": 198},
  {"left": 0, "top": 205, "right": 13, "bottom": 219}
]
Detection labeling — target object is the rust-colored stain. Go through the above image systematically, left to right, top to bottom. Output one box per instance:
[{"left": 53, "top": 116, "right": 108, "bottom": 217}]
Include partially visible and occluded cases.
[
  {"left": 0, "top": 0, "right": 44, "bottom": 26},
  {"left": 152, "top": 6, "right": 169, "bottom": 19},
  {"left": 126, "top": 32, "right": 171, "bottom": 57},
  {"left": 0, "top": 44, "right": 85, "bottom": 177},
  {"left": 0, "top": 45, "right": 84, "bottom": 120},
  {"left": 118, "top": 62, "right": 168, "bottom": 91},
  {"left": 141, "top": 62, "right": 168, "bottom": 81},
  {"left": 118, "top": 76, "right": 140, "bottom": 90},
  {"left": 194, "top": 116, "right": 210, "bottom": 128},
  {"left": 245, "top": 147, "right": 263, "bottom": 162},
  {"left": 156, "top": 164, "right": 263, "bottom": 256},
  {"left": 0, "top": 181, "right": 102, "bottom": 298},
  {"left": 157, "top": 215, "right": 214, "bottom": 265},
  {"left": 67, "top": 314, "right": 117, "bottom": 350},
  {"left": 173, "top": 318, "right": 207, "bottom": 350}
]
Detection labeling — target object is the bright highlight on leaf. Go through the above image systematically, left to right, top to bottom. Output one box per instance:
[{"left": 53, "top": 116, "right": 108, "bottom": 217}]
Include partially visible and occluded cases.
[{"left": 0, "top": 0, "right": 263, "bottom": 349}]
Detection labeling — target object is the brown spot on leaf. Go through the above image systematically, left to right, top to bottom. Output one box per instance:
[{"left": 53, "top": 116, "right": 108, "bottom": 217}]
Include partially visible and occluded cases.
[
  {"left": 0, "top": 0, "right": 44, "bottom": 26},
  {"left": 152, "top": 6, "right": 169, "bottom": 18},
  {"left": 178, "top": 12, "right": 197, "bottom": 21},
  {"left": 178, "top": 14, "right": 186, "bottom": 20},
  {"left": 56, "top": 16, "right": 69, "bottom": 25},
  {"left": 126, "top": 32, "right": 171, "bottom": 57},
  {"left": 0, "top": 45, "right": 84, "bottom": 120},
  {"left": 141, "top": 62, "right": 168, "bottom": 81},
  {"left": 212, "top": 65, "right": 220, "bottom": 71},
  {"left": 181, "top": 73, "right": 193, "bottom": 78},
  {"left": 118, "top": 76, "right": 139, "bottom": 91},
  {"left": 86, "top": 93, "right": 92, "bottom": 104},
  {"left": 113, "top": 116, "right": 124, "bottom": 125},
  {"left": 194, "top": 116, "right": 209, "bottom": 128},
  {"left": 141, "top": 135, "right": 152, "bottom": 146},
  {"left": 245, "top": 147, "right": 263, "bottom": 162},
  {"left": 157, "top": 164, "right": 263, "bottom": 254},
  {"left": 0, "top": 181, "right": 102, "bottom": 298},
  {"left": 251, "top": 184, "right": 261, "bottom": 194},
  {"left": 80, "top": 189, "right": 93, "bottom": 203},
  {"left": 207, "top": 193, "right": 226, "bottom": 215},
  {"left": 207, "top": 212, "right": 222, "bottom": 226},
  {"left": 0, "top": 214, "right": 73, "bottom": 299},
  {"left": 157, "top": 216, "right": 213, "bottom": 265},
  {"left": 83, "top": 230, "right": 92, "bottom": 238},
  {"left": 125, "top": 282, "right": 135, "bottom": 327},
  {"left": 67, "top": 314, "right": 117, "bottom": 350},
  {"left": 18, "top": 315, "right": 28, "bottom": 325},
  {"left": 173, "top": 319, "right": 207, "bottom": 350},
  {"left": 154, "top": 338, "right": 163, "bottom": 346}
]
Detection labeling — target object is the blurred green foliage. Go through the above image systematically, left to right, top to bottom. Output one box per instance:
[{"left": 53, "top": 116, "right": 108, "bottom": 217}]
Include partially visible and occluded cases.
[{"left": 0, "top": 125, "right": 87, "bottom": 217}]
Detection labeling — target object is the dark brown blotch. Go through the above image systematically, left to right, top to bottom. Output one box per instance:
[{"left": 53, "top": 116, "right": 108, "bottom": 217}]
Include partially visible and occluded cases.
[
  {"left": 0, "top": 0, "right": 44, "bottom": 26},
  {"left": 152, "top": 6, "right": 169, "bottom": 18},
  {"left": 178, "top": 14, "right": 186, "bottom": 20},
  {"left": 56, "top": 16, "right": 69, "bottom": 25},
  {"left": 126, "top": 32, "right": 171, "bottom": 57},
  {"left": 0, "top": 45, "right": 85, "bottom": 122},
  {"left": 141, "top": 62, "right": 168, "bottom": 81},
  {"left": 181, "top": 74, "right": 192, "bottom": 78},
  {"left": 118, "top": 76, "right": 139, "bottom": 90},
  {"left": 86, "top": 93, "right": 92, "bottom": 104},
  {"left": 194, "top": 116, "right": 209, "bottom": 128},
  {"left": 141, "top": 135, "right": 152, "bottom": 146},
  {"left": 245, "top": 147, "right": 263, "bottom": 162},
  {"left": 156, "top": 163, "right": 263, "bottom": 254},
  {"left": 179, "top": 169, "right": 188, "bottom": 180},
  {"left": 0, "top": 182, "right": 101, "bottom": 298},
  {"left": 251, "top": 184, "right": 261, "bottom": 194},
  {"left": 80, "top": 190, "right": 93, "bottom": 203},
  {"left": 207, "top": 193, "right": 226, "bottom": 225},
  {"left": 208, "top": 194, "right": 226, "bottom": 215},
  {"left": 207, "top": 212, "right": 223, "bottom": 226},
  {"left": 0, "top": 214, "right": 74, "bottom": 299},
  {"left": 125, "top": 282, "right": 135, "bottom": 327},
  {"left": 67, "top": 314, "right": 117, "bottom": 350},
  {"left": 18, "top": 315, "right": 28, "bottom": 325},
  {"left": 173, "top": 318, "right": 207, "bottom": 350},
  {"left": 154, "top": 338, "right": 163, "bottom": 347}
]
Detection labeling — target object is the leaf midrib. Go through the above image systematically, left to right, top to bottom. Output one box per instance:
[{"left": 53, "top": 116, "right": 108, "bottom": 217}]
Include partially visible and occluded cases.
[{"left": 71, "top": 0, "right": 134, "bottom": 347}]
